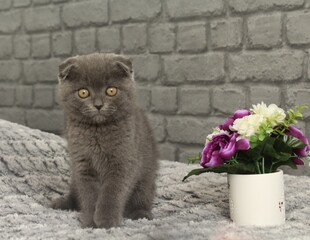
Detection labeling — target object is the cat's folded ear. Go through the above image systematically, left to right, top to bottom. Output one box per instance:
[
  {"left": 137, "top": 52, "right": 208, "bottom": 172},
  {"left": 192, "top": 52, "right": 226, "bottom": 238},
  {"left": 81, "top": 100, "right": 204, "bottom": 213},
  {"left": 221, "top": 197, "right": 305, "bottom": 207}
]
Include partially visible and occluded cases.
[
  {"left": 114, "top": 55, "right": 133, "bottom": 78},
  {"left": 58, "top": 56, "right": 79, "bottom": 82}
]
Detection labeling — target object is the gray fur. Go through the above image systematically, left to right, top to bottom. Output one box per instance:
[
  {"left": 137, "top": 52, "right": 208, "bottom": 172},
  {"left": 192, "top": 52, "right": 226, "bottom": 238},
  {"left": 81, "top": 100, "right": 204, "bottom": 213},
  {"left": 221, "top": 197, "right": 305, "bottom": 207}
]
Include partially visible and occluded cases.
[{"left": 50, "top": 53, "right": 159, "bottom": 229}]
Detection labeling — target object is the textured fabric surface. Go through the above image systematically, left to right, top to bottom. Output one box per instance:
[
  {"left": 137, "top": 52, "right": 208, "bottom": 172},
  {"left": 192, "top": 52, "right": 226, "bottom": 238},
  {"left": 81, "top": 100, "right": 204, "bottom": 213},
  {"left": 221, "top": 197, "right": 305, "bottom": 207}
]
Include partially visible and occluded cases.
[{"left": 0, "top": 119, "right": 310, "bottom": 240}]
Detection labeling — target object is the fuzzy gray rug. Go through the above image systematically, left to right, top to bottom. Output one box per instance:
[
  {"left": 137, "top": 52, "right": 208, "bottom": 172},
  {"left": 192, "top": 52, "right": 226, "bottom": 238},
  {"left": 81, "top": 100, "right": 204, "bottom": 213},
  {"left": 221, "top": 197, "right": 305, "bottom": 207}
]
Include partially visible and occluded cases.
[{"left": 0, "top": 119, "right": 310, "bottom": 240}]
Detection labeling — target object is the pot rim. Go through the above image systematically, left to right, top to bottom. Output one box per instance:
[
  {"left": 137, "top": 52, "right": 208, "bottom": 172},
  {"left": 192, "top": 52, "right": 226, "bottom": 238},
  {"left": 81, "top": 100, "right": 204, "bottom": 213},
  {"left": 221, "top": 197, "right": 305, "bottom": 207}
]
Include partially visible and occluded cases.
[{"left": 227, "top": 169, "right": 283, "bottom": 177}]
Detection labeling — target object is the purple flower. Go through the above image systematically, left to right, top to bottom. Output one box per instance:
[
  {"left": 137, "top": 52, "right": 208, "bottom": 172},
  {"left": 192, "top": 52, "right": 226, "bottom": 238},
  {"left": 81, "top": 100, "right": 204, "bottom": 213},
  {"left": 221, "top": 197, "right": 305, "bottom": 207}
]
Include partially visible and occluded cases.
[
  {"left": 219, "top": 109, "right": 251, "bottom": 131},
  {"left": 233, "top": 109, "right": 251, "bottom": 119},
  {"left": 219, "top": 118, "right": 234, "bottom": 131},
  {"left": 286, "top": 126, "right": 310, "bottom": 165},
  {"left": 200, "top": 132, "right": 250, "bottom": 168},
  {"left": 292, "top": 157, "right": 304, "bottom": 165}
]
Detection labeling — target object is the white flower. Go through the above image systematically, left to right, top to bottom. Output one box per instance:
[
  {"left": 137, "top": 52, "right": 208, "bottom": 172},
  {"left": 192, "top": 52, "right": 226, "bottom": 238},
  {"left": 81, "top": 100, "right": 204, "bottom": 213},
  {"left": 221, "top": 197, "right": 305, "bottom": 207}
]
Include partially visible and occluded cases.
[
  {"left": 231, "top": 102, "right": 286, "bottom": 138},
  {"left": 251, "top": 102, "right": 286, "bottom": 127},
  {"left": 251, "top": 102, "right": 268, "bottom": 116},
  {"left": 230, "top": 114, "right": 265, "bottom": 138}
]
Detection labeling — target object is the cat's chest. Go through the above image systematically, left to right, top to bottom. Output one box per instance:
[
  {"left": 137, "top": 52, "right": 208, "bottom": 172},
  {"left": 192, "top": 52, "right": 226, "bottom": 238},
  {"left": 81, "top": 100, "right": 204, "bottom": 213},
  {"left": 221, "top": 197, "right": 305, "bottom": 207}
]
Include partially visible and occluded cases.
[
  {"left": 69, "top": 125, "right": 127, "bottom": 159},
  {"left": 84, "top": 132, "right": 109, "bottom": 155}
]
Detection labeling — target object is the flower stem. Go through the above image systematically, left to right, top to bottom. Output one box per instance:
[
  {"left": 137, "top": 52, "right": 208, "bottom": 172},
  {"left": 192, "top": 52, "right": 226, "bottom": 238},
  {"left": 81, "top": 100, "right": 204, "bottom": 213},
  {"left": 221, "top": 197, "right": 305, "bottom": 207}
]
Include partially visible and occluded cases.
[
  {"left": 259, "top": 139, "right": 268, "bottom": 174},
  {"left": 262, "top": 157, "right": 265, "bottom": 174},
  {"left": 255, "top": 161, "right": 262, "bottom": 174}
]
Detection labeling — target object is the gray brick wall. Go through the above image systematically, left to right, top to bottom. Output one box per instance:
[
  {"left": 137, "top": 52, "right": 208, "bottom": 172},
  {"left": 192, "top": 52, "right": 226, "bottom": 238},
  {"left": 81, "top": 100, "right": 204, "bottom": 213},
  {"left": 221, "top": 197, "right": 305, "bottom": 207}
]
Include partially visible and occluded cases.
[{"left": 1, "top": 0, "right": 310, "bottom": 162}]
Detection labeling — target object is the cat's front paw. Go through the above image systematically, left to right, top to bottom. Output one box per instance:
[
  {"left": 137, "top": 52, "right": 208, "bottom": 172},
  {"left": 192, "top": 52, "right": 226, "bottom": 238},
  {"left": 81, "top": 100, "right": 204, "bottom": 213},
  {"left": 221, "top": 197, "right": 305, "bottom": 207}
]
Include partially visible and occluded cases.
[
  {"left": 127, "top": 209, "right": 153, "bottom": 220},
  {"left": 93, "top": 210, "right": 122, "bottom": 229},
  {"left": 79, "top": 213, "right": 96, "bottom": 228}
]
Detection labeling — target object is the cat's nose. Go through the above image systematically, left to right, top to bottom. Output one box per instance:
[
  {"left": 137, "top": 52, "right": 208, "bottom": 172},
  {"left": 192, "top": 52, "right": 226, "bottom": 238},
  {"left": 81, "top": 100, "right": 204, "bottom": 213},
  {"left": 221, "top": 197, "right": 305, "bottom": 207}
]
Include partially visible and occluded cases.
[{"left": 95, "top": 105, "right": 103, "bottom": 110}]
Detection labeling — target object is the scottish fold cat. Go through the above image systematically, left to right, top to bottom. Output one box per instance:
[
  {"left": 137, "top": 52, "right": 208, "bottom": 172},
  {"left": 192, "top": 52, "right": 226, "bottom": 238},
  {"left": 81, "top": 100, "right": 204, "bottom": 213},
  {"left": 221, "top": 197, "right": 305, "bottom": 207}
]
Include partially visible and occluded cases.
[{"left": 51, "top": 53, "right": 158, "bottom": 229}]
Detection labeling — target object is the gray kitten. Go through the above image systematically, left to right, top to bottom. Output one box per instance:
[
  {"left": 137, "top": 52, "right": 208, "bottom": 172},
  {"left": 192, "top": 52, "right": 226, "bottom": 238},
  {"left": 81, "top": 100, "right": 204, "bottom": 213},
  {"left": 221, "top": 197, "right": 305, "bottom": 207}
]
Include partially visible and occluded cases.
[{"left": 51, "top": 53, "right": 159, "bottom": 229}]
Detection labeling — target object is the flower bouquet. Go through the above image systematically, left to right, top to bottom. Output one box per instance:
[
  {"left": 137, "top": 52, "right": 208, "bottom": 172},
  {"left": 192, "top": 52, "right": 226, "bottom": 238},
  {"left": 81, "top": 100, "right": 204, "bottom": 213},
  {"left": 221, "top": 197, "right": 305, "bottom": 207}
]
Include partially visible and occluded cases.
[
  {"left": 183, "top": 102, "right": 310, "bottom": 226},
  {"left": 184, "top": 103, "right": 310, "bottom": 180}
]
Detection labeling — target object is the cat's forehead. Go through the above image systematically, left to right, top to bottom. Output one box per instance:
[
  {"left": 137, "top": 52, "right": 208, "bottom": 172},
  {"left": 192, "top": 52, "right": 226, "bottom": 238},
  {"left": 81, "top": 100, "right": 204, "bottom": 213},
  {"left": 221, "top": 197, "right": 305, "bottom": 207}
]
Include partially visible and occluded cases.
[
  {"left": 77, "top": 56, "right": 125, "bottom": 86},
  {"left": 80, "top": 56, "right": 117, "bottom": 75}
]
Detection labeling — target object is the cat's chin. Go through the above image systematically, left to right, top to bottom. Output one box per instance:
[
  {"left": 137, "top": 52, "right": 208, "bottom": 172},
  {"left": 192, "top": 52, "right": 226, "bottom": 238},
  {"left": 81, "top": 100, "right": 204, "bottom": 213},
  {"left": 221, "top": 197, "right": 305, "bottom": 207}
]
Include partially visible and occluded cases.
[
  {"left": 75, "top": 113, "right": 112, "bottom": 125},
  {"left": 91, "top": 115, "right": 107, "bottom": 124}
]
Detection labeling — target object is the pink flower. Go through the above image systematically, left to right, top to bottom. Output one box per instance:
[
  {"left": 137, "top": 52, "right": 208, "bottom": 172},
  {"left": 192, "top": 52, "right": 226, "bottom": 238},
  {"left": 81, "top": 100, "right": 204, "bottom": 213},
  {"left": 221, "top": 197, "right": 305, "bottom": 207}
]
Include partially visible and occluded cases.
[{"left": 200, "top": 132, "right": 250, "bottom": 168}]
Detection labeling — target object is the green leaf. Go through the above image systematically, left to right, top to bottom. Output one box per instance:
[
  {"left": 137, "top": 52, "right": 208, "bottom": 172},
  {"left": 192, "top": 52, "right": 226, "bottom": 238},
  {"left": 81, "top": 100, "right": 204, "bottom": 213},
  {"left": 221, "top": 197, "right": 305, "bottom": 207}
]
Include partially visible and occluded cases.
[
  {"left": 284, "top": 105, "right": 308, "bottom": 126},
  {"left": 258, "top": 133, "right": 265, "bottom": 141},
  {"left": 250, "top": 135, "right": 260, "bottom": 148},
  {"left": 250, "top": 135, "right": 258, "bottom": 142},
  {"left": 284, "top": 135, "right": 307, "bottom": 148},
  {"left": 238, "top": 136, "right": 294, "bottom": 171},
  {"left": 252, "top": 137, "right": 293, "bottom": 162},
  {"left": 274, "top": 137, "right": 292, "bottom": 154},
  {"left": 261, "top": 139, "right": 286, "bottom": 161},
  {"left": 250, "top": 141, "right": 259, "bottom": 148},
  {"left": 275, "top": 152, "right": 292, "bottom": 162},
  {"left": 271, "top": 159, "right": 298, "bottom": 172},
  {"left": 182, "top": 162, "right": 255, "bottom": 181},
  {"left": 209, "top": 163, "right": 255, "bottom": 174},
  {"left": 182, "top": 168, "right": 209, "bottom": 181}
]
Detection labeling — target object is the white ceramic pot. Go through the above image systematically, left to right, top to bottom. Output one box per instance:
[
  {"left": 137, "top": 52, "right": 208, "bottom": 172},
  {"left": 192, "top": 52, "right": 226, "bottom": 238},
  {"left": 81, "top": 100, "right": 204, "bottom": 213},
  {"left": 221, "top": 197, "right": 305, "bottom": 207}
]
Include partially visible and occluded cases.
[{"left": 228, "top": 170, "right": 285, "bottom": 226}]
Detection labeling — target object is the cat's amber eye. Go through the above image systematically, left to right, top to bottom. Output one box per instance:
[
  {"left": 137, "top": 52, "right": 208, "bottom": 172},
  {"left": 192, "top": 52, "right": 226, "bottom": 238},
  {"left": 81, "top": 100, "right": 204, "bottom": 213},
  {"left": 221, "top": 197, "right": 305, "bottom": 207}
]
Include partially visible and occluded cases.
[
  {"left": 106, "top": 87, "right": 118, "bottom": 97},
  {"left": 78, "top": 88, "right": 90, "bottom": 98}
]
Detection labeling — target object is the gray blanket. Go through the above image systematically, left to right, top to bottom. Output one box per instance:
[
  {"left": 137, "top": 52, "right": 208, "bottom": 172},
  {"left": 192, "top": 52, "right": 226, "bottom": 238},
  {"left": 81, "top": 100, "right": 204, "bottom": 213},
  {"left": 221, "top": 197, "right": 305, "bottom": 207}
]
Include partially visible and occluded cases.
[{"left": 0, "top": 119, "right": 310, "bottom": 240}]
